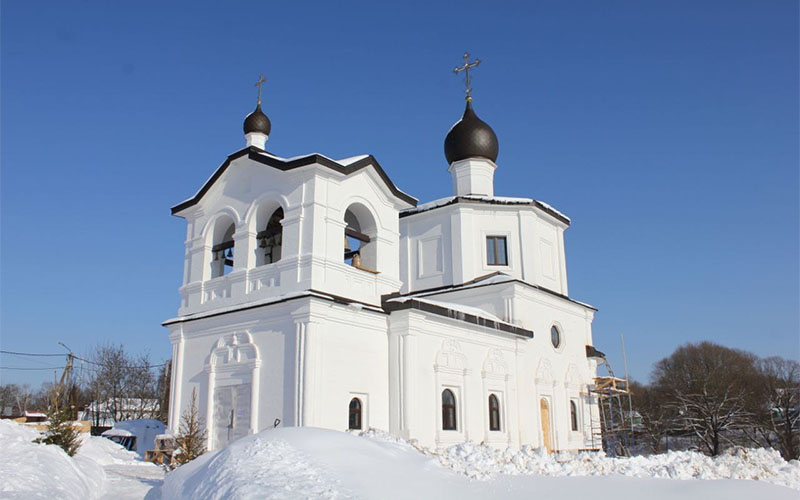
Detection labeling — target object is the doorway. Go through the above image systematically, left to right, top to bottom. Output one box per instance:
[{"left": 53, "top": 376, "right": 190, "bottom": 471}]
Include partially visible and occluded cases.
[{"left": 540, "top": 398, "right": 552, "bottom": 452}]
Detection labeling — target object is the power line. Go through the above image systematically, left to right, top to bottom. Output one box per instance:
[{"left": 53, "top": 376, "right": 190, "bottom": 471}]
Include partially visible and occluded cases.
[
  {"left": 1, "top": 349, "right": 166, "bottom": 371},
  {"left": 0, "top": 350, "right": 64, "bottom": 357},
  {"left": 71, "top": 354, "right": 165, "bottom": 370},
  {"left": 0, "top": 366, "right": 66, "bottom": 371}
]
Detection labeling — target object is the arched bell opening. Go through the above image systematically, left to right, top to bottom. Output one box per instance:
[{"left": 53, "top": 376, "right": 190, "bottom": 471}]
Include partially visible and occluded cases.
[
  {"left": 343, "top": 203, "right": 378, "bottom": 273},
  {"left": 255, "top": 206, "right": 284, "bottom": 266},
  {"left": 210, "top": 216, "right": 236, "bottom": 278}
]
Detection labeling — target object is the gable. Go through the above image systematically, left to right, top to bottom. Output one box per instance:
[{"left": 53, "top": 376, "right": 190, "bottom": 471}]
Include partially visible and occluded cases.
[{"left": 172, "top": 146, "right": 417, "bottom": 216}]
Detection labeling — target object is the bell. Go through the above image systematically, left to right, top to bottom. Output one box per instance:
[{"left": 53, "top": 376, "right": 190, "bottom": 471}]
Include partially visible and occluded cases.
[
  {"left": 344, "top": 234, "right": 351, "bottom": 253},
  {"left": 259, "top": 238, "right": 267, "bottom": 249},
  {"left": 225, "top": 248, "right": 233, "bottom": 260},
  {"left": 352, "top": 253, "right": 362, "bottom": 268}
]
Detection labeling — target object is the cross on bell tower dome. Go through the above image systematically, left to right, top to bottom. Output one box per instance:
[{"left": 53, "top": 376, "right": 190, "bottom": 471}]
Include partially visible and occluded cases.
[{"left": 243, "top": 74, "right": 271, "bottom": 149}]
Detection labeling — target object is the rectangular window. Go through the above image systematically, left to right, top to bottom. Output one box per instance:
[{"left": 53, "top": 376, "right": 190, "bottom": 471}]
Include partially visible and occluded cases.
[{"left": 486, "top": 236, "right": 508, "bottom": 266}]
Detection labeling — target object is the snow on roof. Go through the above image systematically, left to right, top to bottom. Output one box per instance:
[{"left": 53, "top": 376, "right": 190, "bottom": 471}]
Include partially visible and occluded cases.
[
  {"left": 337, "top": 154, "right": 370, "bottom": 165},
  {"left": 401, "top": 195, "right": 570, "bottom": 223},
  {"left": 533, "top": 200, "right": 570, "bottom": 223},
  {"left": 407, "top": 271, "right": 597, "bottom": 311},
  {"left": 164, "top": 290, "right": 384, "bottom": 325},
  {"left": 387, "top": 296, "right": 508, "bottom": 326},
  {"left": 102, "top": 428, "right": 134, "bottom": 437}
]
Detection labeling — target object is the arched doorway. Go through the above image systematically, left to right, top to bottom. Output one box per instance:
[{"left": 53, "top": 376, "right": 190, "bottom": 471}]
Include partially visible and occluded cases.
[{"left": 540, "top": 398, "right": 552, "bottom": 452}]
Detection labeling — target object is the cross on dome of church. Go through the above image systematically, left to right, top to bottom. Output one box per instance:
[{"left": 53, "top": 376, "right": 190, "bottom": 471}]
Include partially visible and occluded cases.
[
  {"left": 453, "top": 52, "right": 481, "bottom": 101},
  {"left": 445, "top": 53, "right": 498, "bottom": 165},
  {"left": 243, "top": 72, "right": 272, "bottom": 148},
  {"left": 254, "top": 73, "right": 268, "bottom": 106}
]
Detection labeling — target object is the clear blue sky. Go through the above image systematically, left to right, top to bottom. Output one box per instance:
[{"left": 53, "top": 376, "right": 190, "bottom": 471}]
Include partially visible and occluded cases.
[{"left": 1, "top": 0, "right": 797, "bottom": 387}]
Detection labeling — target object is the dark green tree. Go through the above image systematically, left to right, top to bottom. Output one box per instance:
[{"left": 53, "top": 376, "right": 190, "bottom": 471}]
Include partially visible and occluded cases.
[{"left": 36, "top": 388, "right": 82, "bottom": 456}]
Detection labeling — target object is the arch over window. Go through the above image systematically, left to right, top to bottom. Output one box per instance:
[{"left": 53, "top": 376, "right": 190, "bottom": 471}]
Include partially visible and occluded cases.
[
  {"left": 343, "top": 203, "right": 378, "bottom": 272},
  {"left": 256, "top": 207, "right": 283, "bottom": 266},
  {"left": 211, "top": 217, "right": 236, "bottom": 278},
  {"left": 550, "top": 325, "right": 562, "bottom": 349},
  {"left": 442, "top": 389, "right": 457, "bottom": 431},
  {"left": 488, "top": 394, "right": 501, "bottom": 431},
  {"left": 348, "top": 398, "right": 362, "bottom": 430},
  {"left": 570, "top": 400, "right": 578, "bottom": 431}
]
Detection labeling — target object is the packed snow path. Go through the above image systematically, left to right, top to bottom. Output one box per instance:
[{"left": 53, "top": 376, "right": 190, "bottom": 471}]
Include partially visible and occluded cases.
[{"left": 98, "top": 463, "right": 164, "bottom": 500}]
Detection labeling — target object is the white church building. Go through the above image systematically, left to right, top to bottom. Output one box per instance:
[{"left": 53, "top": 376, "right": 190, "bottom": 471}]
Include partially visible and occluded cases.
[{"left": 164, "top": 71, "right": 605, "bottom": 452}]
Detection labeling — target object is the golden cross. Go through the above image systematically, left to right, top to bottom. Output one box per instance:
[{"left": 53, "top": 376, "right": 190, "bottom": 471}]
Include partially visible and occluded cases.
[
  {"left": 453, "top": 52, "right": 481, "bottom": 101},
  {"left": 254, "top": 73, "right": 268, "bottom": 106}
]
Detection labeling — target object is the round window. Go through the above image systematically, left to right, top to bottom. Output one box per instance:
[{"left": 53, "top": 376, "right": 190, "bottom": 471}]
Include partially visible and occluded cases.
[{"left": 550, "top": 325, "right": 561, "bottom": 348}]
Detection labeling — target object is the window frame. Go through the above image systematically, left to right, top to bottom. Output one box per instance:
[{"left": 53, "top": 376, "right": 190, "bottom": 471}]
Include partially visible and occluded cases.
[
  {"left": 485, "top": 235, "right": 509, "bottom": 266},
  {"left": 550, "top": 325, "right": 562, "bottom": 350},
  {"left": 441, "top": 389, "right": 458, "bottom": 431},
  {"left": 488, "top": 394, "right": 501, "bottom": 431},
  {"left": 348, "top": 397, "right": 362, "bottom": 430},
  {"left": 569, "top": 399, "right": 579, "bottom": 432}
]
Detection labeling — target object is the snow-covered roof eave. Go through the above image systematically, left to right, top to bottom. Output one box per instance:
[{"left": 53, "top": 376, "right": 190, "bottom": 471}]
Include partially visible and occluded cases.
[
  {"left": 171, "top": 147, "right": 418, "bottom": 217},
  {"left": 399, "top": 195, "right": 570, "bottom": 225},
  {"left": 402, "top": 272, "right": 597, "bottom": 312},
  {"left": 163, "top": 290, "right": 386, "bottom": 326},
  {"left": 384, "top": 296, "right": 534, "bottom": 339}
]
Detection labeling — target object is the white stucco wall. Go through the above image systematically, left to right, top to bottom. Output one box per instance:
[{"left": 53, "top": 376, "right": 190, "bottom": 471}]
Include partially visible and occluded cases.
[{"left": 399, "top": 201, "right": 569, "bottom": 295}]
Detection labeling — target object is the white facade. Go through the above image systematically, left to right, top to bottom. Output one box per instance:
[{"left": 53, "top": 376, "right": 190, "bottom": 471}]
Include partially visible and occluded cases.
[{"left": 165, "top": 115, "right": 602, "bottom": 452}]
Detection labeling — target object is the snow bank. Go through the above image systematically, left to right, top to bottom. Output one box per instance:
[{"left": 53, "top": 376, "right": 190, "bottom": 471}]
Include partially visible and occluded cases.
[
  {"left": 0, "top": 419, "right": 105, "bottom": 500},
  {"left": 0, "top": 419, "right": 156, "bottom": 500},
  {"left": 162, "top": 427, "right": 798, "bottom": 500},
  {"left": 77, "top": 432, "right": 143, "bottom": 466},
  {"left": 435, "top": 442, "right": 800, "bottom": 490}
]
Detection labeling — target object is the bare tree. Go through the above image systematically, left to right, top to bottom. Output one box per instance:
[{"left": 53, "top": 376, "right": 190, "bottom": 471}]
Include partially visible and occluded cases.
[
  {"left": 653, "top": 341, "right": 759, "bottom": 456},
  {"left": 85, "top": 343, "right": 159, "bottom": 426},
  {"left": 745, "top": 357, "right": 799, "bottom": 460},
  {"left": 155, "top": 360, "right": 172, "bottom": 425},
  {"left": 629, "top": 380, "right": 670, "bottom": 454},
  {"left": 0, "top": 384, "right": 20, "bottom": 416}
]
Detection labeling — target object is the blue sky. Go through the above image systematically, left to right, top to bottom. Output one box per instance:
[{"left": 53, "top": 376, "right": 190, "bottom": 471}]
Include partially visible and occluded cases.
[{"left": 1, "top": 0, "right": 797, "bottom": 387}]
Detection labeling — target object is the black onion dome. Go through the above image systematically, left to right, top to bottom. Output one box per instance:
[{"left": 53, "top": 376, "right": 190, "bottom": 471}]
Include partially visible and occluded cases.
[
  {"left": 444, "top": 100, "right": 499, "bottom": 164},
  {"left": 243, "top": 104, "right": 271, "bottom": 135}
]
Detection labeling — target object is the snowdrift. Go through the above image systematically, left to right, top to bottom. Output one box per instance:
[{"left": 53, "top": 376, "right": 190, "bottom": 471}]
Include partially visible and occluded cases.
[
  {"left": 0, "top": 419, "right": 144, "bottom": 500},
  {"left": 162, "top": 427, "right": 800, "bottom": 500}
]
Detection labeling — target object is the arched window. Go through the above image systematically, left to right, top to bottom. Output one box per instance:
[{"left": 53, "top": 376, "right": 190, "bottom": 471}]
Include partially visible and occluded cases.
[
  {"left": 343, "top": 203, "right": 378, "bottom": 272},
  {"left": 257, "top": 207, "right": 283, "bottom": 266},
  {"left": 211, "top": 219, "right": 236, "bottom": 278},
  {"left": 550, "top": 325, "right": 561, "bottom": 349},
  {"left": 442, "top": 389, "right": 457, "bottom": 431},
  {"left": 488, "top": 394, "right": 501, "bottom": 431},
  {"left": 348, "top": 398, "right": 362, "bottom": 430},
  {"left": 570, "top": 400, "right": 578, "bottom": 431}
]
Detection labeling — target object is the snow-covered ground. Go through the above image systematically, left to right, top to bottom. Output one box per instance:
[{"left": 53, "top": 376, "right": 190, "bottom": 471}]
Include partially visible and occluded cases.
[
  {"left": 0, "top": 419, "right": 163, "bottom": 500},
  {"left": 3, "top": 420, "right": 798, "bottom": 500},
  {"left": 162, "top": 427, "right": 799, "bottom": 500}
]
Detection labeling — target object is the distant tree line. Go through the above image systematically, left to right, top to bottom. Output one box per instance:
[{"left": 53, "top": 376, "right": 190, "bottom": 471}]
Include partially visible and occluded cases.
[
  {"left": 629, "top": 341, "right": 798, "bottom": 460},
  {"left": 0, "top": 343, "right": 171, "bottom": 428}
]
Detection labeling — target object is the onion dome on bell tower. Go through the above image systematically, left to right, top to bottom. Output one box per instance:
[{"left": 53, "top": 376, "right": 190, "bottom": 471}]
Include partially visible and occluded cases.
[
  {"left": 445, "top": 53, "right": 500, "bottom": 197},
  {"left": 243, "top": 73, "right": 271, "bottom": 149},
  {"left": 244, "top": 105, "right": 271, "bottom": 136}
]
